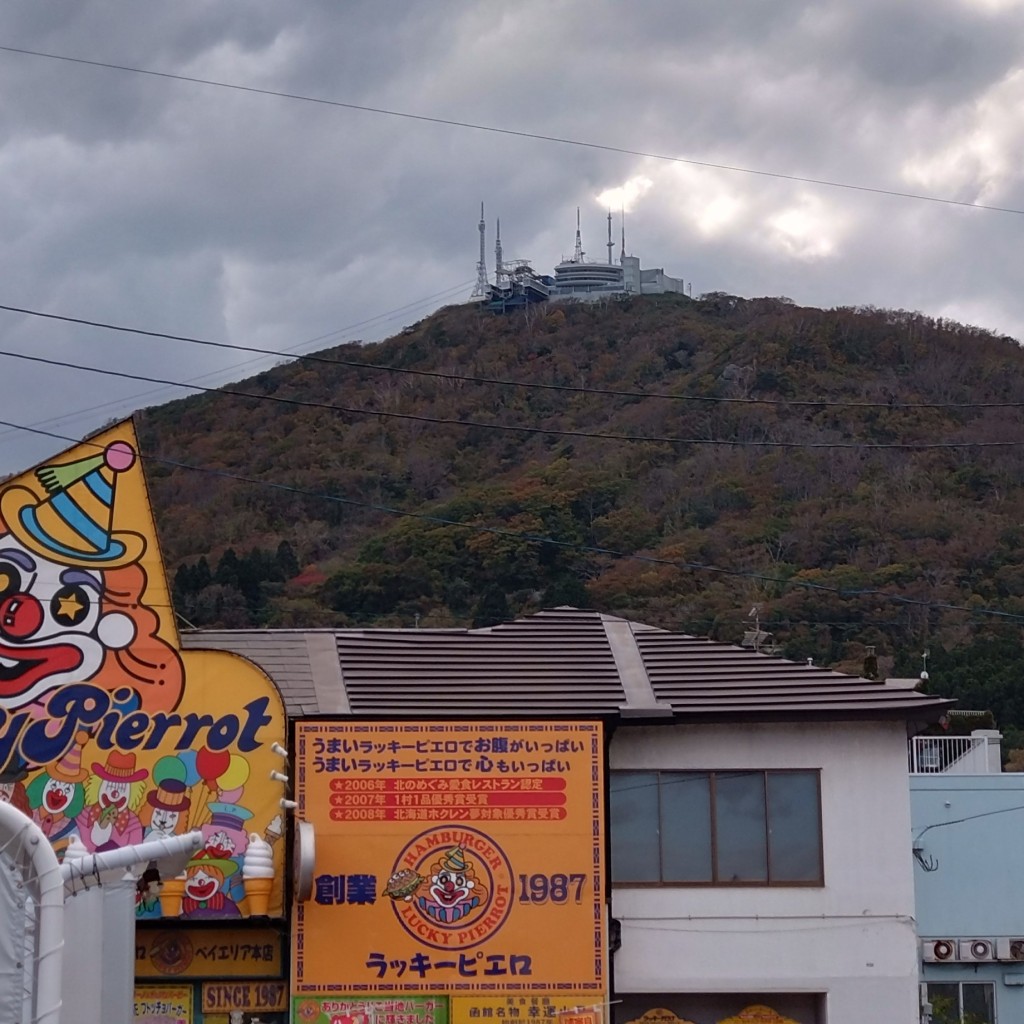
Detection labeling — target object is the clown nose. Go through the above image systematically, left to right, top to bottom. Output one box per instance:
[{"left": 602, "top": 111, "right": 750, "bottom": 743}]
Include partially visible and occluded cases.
[{"left": 0, "top": 594, "right": 43, "bottom": 640}]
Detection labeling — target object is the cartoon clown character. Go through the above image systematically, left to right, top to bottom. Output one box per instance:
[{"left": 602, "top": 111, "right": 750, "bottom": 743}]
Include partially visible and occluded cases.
[
  {"left": 0, "top": 440, "right": 184, "bottom": 714},
  {"left": 27, "top": 729, "right": 90, "bottom": 858},
  {"left": 76, "top": 750, "right": 149, "bottom": 851},
  {"left": 141, "top": 779, "right": 192, "bottom": 840},
  {"left": 198, "top": 802, "right": 253, "bottom": 906},
  {"left": 415, "top": 846, "right": 485, "bottom": 924},
  {"left": 182, "top": 854, "right": 241, "bottom": 918}
]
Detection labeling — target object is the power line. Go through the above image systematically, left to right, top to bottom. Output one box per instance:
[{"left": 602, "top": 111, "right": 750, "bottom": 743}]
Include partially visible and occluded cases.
[
  {"left": 2, "top": 44, "right": 1023, "bottom": 218},
  {"left": 0, "top": 281, "right": 473, "bottom": 447},
  {"left": 4, "top": 297, "right": 1024, "bottom": 423},
  {"left": 4, "top": 300, "right": 1024, "bottom": 413},
  {"left": 0, "top": 343, "right": 1022, "bottom": 450},
  {"left": 3, "top": 416, "right": 1024, "bottom": 625}
]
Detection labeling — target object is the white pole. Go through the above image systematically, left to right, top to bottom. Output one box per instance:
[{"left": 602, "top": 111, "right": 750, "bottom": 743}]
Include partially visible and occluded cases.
[
  {"left": 0, "top": 801, "right": 63, "bottom": 1024},
  {"left": 61, "top": 830, "right": 204, "bottom": 1024}
]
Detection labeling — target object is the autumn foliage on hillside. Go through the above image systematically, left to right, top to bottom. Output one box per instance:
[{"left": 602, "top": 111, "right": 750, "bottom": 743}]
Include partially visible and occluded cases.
[{"left": 137, "top": 293, "right": 1024, "bottom": 737}]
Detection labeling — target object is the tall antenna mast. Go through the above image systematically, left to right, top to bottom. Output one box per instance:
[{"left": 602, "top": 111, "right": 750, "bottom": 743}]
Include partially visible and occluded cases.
[
  {"left": 471, "top": 202, "right": 489, "bottom": 298},
  {"left": 620, "top": 205, "right": 626, "bottom": 261},
  {"left": 573, "top": 207, "right": 584, "bottom": 262},
  {"left": 606, "top": 210, "right": 614, "bottom": 265},
  {"left": 495, "top": 218, "right": 504, "bottom": 281}
]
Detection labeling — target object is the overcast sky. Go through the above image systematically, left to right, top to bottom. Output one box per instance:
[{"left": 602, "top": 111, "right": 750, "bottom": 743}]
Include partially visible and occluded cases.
[{"left": 0, "top": 0, "right": 1022, "bottom": 475}]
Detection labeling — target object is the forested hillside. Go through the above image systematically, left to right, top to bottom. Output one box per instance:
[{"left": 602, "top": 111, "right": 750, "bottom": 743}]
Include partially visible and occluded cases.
[{"left": 135, "top": 293, "right": 1024, "bottom": 741}]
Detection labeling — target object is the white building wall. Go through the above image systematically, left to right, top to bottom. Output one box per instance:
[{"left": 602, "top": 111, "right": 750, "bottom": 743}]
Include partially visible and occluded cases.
[
  {"left": 622, "top": 256, "right": 641, "bottom": 294},
  {"left": 638, "top": 268, "right": 686, "bottom": 294},
  {"left": 610, "top": 721, "right": 920, "bottom": 1024}
]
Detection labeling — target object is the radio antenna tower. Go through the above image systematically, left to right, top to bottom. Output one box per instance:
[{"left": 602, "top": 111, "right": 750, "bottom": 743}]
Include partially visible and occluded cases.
[
  {"left": 471, "top": 202, "right": 489, "bottom": 298},
  {"left": 573, "top": 207, "right": 584, "bottom": 262},
  {"left": 606, "top": 210, "right": 614, "bottom": 265},
  {"left": 495, "top": 217, "right": 504, "bottom": 281}
]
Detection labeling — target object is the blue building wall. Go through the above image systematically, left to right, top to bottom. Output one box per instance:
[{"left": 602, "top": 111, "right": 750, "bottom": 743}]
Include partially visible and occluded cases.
[{"left": 911, "top": 773, "right": 1024, "bottom": 1020}]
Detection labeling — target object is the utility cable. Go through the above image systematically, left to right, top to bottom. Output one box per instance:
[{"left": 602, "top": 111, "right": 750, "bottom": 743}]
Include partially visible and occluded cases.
[
  {"left": 1, "top": 44, "right": 1022, "bottom": 217},
  {"left": 0, "top": 281, "right": 473, "bottom": 446},
  {"left": 0, "top": 300, "right": 1021, "bottom": 413},
  {"left": 1, "top": 345, "right": 1022, "bottom": 450},
  {"left": 4, "top": 416, "right": 1024, "bottom": 625}
]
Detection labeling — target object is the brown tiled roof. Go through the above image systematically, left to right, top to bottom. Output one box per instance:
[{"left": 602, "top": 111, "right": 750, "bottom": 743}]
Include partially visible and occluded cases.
[
  {"left": 183, "top": 607, "right": 951, "bottom": 724},
  {"left": 635, "top": 631, "right": 944, "bottom": 718}
]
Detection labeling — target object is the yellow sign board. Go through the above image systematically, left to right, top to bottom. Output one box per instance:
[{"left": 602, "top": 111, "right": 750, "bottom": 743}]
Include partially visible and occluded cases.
[
  {"left": 0, "top": 422, "right": 286, "bottom": 917},
  {"left": 294, "top": 721, "right": 605, "bottom": 996},
  {"left": 136, "top": 926, "right": 283, "bottom": 978},
  {"left": 202, "top": 980, "right": 288, "bottom": 1013},
  {"left": 134, "top": 983, "right": 193, "bottom": 1024},
  {"left": 452, "top": 996, "right": 603, "bottom": 1024}
]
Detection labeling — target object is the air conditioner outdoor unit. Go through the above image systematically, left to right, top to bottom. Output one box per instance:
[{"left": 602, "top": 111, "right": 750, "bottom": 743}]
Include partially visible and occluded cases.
[
  {"left": 996, "top": 938, "right": 1024, "bottom": 961},
  {"left": 922, "top": 939, "right": 958, "bottom": 962},
  {"left": 960, "top": 939, "right": 996, "bottom": 962}
]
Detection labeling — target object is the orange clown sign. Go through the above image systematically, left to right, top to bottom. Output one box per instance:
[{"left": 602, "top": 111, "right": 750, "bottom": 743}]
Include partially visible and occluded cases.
[
  {"left": 0, "top": 421, "right": 287, "bottom": 917},
  {"left": 293, "top": 720, "right": 605, "bottom": 997}
]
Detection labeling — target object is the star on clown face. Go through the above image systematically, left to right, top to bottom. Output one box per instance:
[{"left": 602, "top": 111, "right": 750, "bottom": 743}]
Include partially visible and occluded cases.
[{"left": 0, "top": 536, "right": 135, "bottom": 710}]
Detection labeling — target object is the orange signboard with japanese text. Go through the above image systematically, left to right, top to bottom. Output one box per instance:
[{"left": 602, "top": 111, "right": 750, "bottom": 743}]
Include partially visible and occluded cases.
[{"left": 293, "top": 721, "right": 605, "bottom": 997}]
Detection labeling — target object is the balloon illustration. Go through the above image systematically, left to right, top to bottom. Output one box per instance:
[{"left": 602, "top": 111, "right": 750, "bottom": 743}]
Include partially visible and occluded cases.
[
  {"left": 196, "top": 747, "right": 231, "bottom": 785},
  {"left": 177, "top": 750, "right": 201, "bottom": 787},
  {"left": 218, "top": 754, "right": 250, "bottom": 793},
  {"left": 152, "top": 756, "right": 188, "bottom": 786}
]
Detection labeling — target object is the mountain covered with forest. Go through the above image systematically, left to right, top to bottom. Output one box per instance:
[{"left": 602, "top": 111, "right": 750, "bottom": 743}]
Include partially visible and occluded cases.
[{"left": 131, "top": 293, "right": 1024, "bottom": 742}]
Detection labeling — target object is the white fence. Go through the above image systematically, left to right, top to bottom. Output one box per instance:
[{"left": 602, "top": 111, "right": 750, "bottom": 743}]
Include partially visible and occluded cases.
[{"left": 909, "top": 734, "right": 999, "bottom": 774}]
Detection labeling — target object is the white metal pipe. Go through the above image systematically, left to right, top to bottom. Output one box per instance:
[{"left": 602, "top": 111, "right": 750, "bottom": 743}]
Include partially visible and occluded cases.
[
  {"left": 0, "top": 800, "right": 63, "bottom": 1024},
  {"left": 60, "top": 830, "right": 203, "bottom": 895}
]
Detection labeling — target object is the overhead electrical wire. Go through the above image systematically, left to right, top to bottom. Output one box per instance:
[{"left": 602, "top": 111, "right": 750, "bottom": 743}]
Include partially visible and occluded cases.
[
  {"left": 1, "top": 44, "right": 1022, "bottom": 218},
  {"left": 0, "top": 281, "right": 473, "bottom": 447},
  {"left": 2, "top": 301, "right": 1024, "bottom": 415},
  {"left": 0, "top": 344, "right": 1021, "bottom": 451},
  {"left": 3, "top": 416, "right": 1023, "bottom": 626}
]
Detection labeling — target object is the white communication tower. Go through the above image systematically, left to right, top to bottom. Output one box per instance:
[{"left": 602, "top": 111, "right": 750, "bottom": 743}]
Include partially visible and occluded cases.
[{"left": 471, "top": 202, "right": 490, "bottom": 299}]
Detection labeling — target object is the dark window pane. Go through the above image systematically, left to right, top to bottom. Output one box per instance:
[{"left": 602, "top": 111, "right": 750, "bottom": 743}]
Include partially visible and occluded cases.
[
  {"left": 610, "top": 772, "right": 660, "bottom": 881},
  {"left": 714, "top": 772, "right": 768, "bottom": 882},
  {"left": 767, "top": 772, "right": 822, "bottom": 882},
  {"left": 660, "top": 773, "right": 712, "bottom": 882},
  {"left": 961, "top": 983, "right": 994, "bottom": 1024},
  {"left": 926, "top": 984, "right": 960, "bottom": 1024}
]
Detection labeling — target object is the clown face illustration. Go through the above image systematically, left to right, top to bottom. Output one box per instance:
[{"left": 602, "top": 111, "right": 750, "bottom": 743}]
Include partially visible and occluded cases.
[
  {"left": 0, "top": 536, "right": 135, "bottom": 709},
  {"left": 40, "top": 778, "right": 76, "bottom": 816},
  {"left": 101, "top": 778, "right": 131, "bottom": 808},
  {"left": 147, "top": 807, "right": 181, "bottom": 839},
  {"left": 204, "top": 830, "right": 236, "bottom": 859},
  {"left": 413, "top": 846, "right": 486, "bottom": 924},
  {"left": 185, "top": 866, "right": 221, "bottom": 903},
  {"left": 429, "top": 866, "right": 476, "bottom": 909}
]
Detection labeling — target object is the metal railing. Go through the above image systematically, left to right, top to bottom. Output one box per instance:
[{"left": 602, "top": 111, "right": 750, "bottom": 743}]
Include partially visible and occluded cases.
[{"left": 909, "top": 734, "right": 992, "bottom": 774}]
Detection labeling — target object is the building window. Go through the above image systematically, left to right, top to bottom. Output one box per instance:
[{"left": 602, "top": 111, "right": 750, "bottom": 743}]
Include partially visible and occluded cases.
[
  {"left": 609, "top": 770, "right": 823, "bottom": 885},
  {"left": 925, "top": 982, "right": 995, "bottom": 1024}
]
